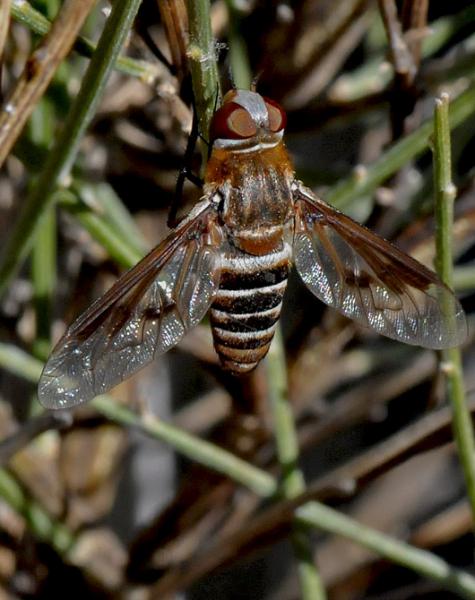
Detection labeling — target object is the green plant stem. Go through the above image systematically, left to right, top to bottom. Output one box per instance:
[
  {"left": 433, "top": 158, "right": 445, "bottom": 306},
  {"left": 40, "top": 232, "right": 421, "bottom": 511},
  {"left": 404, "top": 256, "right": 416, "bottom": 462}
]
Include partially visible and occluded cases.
[
  {"left": 0, "top": 0, "right": 143, "bottom": 299},
  {"left": 0, "top": 0, "right": 140, "bottom": 296},
  {"left": 0, "top": 0, "right": 97, "bottom": 167},
  {"left": 0, "top": 0, "right": 10, "bottom": 61},
  {"left": 10, "top": 0, "right": 160, "bottom": 82},
  {"left": 186, "top": 0, "right": 221, "bottom": 148},
  {"left": 223, "top": 0, "right": 252, "bottom": 89},
  {"left": 2, "top": 1, "right": 474, "bottom": 590},
  {"left": 330, "top": 5, "right": 475, "bottom": 102},
  {"left": 424, "top": 5, "right": 475, "bottom": 58},
  {"left": 326, "top": 82, "right": 475, "bottom": 210},
  {"left": 433, "top": 93, "right": 475, "bottom": 527},
  {"left": 433, "top": 96, "right": 456, "bottom": 288},
  {"left": 30, "top": 98, "right": 57, "bottom": 363},
  {"left": 20, "top": 178, "right": 147, "bottom": 271},
  {"left": 75, "top": 182, "right": 148, "bottom": 258},
  {"left": 55, "top": 188, "right": 145, "bottom": 269},
  {"left": 31, "top": 207, "right": 56, "bottom": 361},
  {"left": 70, "top": 207, "right": 141, "bottom": 268},
  {"left": 453, "top": 266, "right": 475, "bottom": 291},
  {"left": 266, "top": 328, "right": 326, "bottom": 599},
  {"left": 1, "top": 343, "right": 475, "bottom": 597},
  {"left": 0, "top": 344, "right": 46, "bottom": 382},
  {"left": 0, "top": 345, "right": 276, "bottom": 498},
  {"left": 92, "top": 396, "right": 276, "bottom": 497},
  {"left": 0, "top": 468, "right": 74, "bottom": 554},
  {"left": 295, "top": 503, "right": 475, "bottom": 600}
]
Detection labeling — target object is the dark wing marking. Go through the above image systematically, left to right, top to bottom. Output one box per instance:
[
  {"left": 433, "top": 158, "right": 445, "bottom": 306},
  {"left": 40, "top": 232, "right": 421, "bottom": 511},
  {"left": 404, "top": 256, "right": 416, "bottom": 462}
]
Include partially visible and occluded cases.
[
  {"left": 293, "top": 184, "right": 467, "bottom": 349},
  {"left": 38, "top": 200, "right": 221, "bottom": 409}
]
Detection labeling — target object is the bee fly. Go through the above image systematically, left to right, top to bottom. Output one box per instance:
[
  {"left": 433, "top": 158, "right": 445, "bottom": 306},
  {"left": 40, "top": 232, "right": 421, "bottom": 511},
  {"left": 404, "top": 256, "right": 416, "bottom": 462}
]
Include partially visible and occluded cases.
[{"left": 38, "top": 89, "right": 467, "bottom": 409}]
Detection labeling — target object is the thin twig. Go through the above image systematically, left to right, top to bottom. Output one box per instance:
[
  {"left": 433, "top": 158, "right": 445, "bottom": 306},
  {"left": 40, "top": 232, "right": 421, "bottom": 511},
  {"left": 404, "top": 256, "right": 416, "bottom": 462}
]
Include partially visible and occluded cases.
[
  {"left": 0, "top": 0, "right": 96, "bottom": 167},
  {"left": 0, "top": 0, "right": 144, "bottom": 299},
  {"left": 0, "top": 0, "right": 10, "bottom": 88},
  {"left": 10, "top": 0, "right": 161, "bottom": 82},
  {"left": 156, "top": 0, "right": 189, "bottom": 81},
  {"left": 185, "top": 0, "right": 221, "bottom": 149},
  {"left": 223, "top": 0, "right": 252, "bottom": 89},
  {"left": 269, "top": 0, "right": 368, "bottom": 108},
  {"left": 378, "top": 0, "right": 416, "bottom": 83},
  {"left": 379, "top": 0, "right": 427, "bottom": 139},
  {"left": 401, "top": 0, "right": 428, "bottom": 68},
  {"left": 326, "top": 4, "right": 475, "bottom": 105},
  {"left": 284, "top": 8, "right": 370, "bottom": 109},
  {"left": 326, "top": 82, "right": 475, "bottom": 210},
  {"left": 433, "top": 92, "right": 475, "bottom": 527},
  {"left": 30, "top": 99, "right": 57, "bottom": 364},
  {"left": 56, "top": 188, "right": 145, "bottom": 269},
  {"left": 454, "top": 265, "right": 475, "bottom": 291},
  {"left": 266, "top": 328, "right": 326, "bottom": 599},
  {"left": 0, "top": 343, "right": 276, "bottom": 497},
  {"left": 1, "top": 343, "right": 475, "bottom": 599},
  {"left": 92, "top": 395, "right": 277, "bottom": 497},
  {"left": 148, "top": 398, "right": 475, "bottom": 585},
  {"left": 303, "top": 398, "right": 475, "bottom": 502},
  {"left": 0, "top": 411, "right": 72, "bottom": 465},
  {"left": 0, "top": 468, "right": 75, "bottom": 554},
  {"left": 151, "top": 486, "right": 475, "bottom": 598},
  {"left": 295, "top": 503, "right": 475, "bottom": 600}
]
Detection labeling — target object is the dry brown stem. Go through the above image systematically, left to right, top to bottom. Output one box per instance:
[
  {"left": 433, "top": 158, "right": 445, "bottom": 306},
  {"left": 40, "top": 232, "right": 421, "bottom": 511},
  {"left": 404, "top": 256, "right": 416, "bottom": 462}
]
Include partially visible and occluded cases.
[{"left": 0, "top": 0, "right": 96, "bottom": 167}]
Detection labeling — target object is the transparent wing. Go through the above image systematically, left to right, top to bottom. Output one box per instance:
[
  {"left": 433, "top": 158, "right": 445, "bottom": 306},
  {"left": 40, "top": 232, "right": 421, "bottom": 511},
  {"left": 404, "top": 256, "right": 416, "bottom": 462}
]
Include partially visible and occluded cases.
[
  {"left": 293, "top": 184, "right": 467, "bottom": 349},
  {"left": 38, "top": 201, "right": 221, "bottom": 409}
]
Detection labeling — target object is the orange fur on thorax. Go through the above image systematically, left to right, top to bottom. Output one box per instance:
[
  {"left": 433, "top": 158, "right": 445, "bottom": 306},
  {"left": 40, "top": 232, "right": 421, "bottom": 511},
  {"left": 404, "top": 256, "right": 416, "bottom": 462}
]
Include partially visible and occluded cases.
[{"left": 204, "top": 141, "right": 294, "bottom": 188}]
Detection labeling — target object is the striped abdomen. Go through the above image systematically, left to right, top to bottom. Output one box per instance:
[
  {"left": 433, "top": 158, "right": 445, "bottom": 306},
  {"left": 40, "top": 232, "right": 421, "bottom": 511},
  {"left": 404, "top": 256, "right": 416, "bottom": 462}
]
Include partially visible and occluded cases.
[{"left": 210, "top": 243, "right": 291, "bottom": 374}]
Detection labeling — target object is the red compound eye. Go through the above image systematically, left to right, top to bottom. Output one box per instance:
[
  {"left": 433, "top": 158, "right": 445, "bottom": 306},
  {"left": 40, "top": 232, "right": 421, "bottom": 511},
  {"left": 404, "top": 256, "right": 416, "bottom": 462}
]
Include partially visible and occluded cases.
[
  {"left": 264, "top": 97, "right": 287, "bottom": 132},
  {"left": 210, "top": 102, "right": 258, "bottom": 141}
]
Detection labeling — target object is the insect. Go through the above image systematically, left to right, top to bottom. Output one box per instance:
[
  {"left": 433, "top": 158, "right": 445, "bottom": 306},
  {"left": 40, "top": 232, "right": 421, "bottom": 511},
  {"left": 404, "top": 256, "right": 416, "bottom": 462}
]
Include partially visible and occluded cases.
[{"left": 38, "top": 89, "right": 467, "bottom": 409}]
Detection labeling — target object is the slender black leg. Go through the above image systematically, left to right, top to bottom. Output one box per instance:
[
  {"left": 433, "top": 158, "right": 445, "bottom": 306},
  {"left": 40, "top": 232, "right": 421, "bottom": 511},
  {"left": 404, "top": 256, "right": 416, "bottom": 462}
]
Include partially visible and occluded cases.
[
  {"left": 136, "top": 20, "right": 176, "bottom": 75},
  {"left": 169, "top": 84, "right": 221, "bottom": 227},
  {"left": 168, "top": 107, "right": 204, "bottom": 228}
]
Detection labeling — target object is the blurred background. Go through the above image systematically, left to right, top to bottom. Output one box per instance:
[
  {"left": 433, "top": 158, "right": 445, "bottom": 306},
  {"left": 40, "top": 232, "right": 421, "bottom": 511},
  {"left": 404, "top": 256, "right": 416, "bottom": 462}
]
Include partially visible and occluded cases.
[{"left": 0, "top": 0, "right": 475, "bottom": 598}]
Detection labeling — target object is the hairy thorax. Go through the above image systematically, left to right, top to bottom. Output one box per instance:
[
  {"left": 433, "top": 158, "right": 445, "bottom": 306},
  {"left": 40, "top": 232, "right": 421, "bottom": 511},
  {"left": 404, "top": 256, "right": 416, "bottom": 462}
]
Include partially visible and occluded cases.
[{"left": 205, "top": 142, "right": 295, "bottom": 255}]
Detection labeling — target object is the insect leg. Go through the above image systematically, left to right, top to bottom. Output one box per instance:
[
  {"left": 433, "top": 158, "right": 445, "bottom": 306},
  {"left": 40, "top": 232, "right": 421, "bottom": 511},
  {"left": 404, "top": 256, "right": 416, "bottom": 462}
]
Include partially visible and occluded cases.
[{"left": 168, "top": 106, "right": 204, "bottom": 228}]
